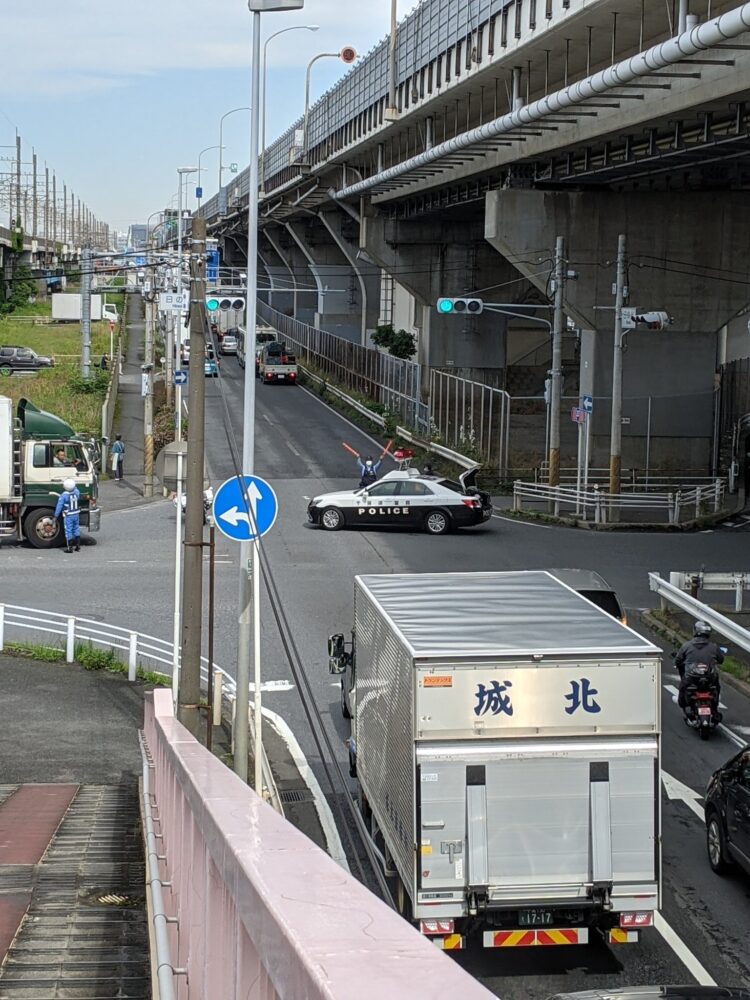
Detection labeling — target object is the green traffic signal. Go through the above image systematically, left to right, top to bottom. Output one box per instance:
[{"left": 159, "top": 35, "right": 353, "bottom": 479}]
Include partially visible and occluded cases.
[
  {"left": 206, "top": 298, "right": 220, "bottom": 311},
  {"left": 437, "top": 298, "right": 454, "bottom": 314}
]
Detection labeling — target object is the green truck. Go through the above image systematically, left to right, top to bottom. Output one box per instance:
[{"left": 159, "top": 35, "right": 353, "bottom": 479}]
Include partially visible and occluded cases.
[{"left": 0, "top": 395, "right": 101, "bottom": 548}]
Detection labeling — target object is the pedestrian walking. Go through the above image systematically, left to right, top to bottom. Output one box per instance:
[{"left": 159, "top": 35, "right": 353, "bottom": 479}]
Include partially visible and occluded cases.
[
  {"left": 100, "top": 353, "right": 109, "bottom": 371},
  {"left": 111, "top": 434, "right": 125, "bottom": 481},
  {"left": 55, "top": 478, "right": 81, "bottom": 553}
]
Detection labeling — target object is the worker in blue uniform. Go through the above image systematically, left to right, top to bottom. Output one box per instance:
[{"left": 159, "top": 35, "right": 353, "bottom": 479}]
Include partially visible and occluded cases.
[{"left": 54, "top": 478, "right": 81, "bottom": 553}]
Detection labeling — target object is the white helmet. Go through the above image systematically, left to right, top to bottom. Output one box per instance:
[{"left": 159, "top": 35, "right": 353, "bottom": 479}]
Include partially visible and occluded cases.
[{"left": 63, "top": 478, "right": 76, "bottom": 492}]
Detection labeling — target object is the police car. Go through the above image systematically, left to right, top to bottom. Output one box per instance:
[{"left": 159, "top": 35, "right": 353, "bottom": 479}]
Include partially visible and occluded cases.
[{"left": 307, "top": 467, "right": 493, "bottom": 535}]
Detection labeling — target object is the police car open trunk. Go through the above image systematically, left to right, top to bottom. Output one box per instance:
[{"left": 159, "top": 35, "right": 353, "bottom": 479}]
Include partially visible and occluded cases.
[{"left": 343, "top": 571, "right": 661, "bottom": 950}]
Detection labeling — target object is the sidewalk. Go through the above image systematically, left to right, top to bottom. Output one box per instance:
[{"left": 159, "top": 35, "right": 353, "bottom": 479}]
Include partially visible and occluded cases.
[{"left": 98, "top": 292, "right": 158, "bottom": 513}]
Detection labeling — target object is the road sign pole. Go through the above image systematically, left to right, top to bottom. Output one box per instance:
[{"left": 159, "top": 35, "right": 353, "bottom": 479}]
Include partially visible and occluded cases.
[
  {"left": 236, "top": 7, "right": 262, "bottom": 790},
  {"left": 609, "top": 234, "right": 627, "bottom": 512},
  {"left": 548, "top": 236, "right": 565, "bottom": 488},
  {"left": 576, "top": 418, "right": 583, "bottom": 514}
]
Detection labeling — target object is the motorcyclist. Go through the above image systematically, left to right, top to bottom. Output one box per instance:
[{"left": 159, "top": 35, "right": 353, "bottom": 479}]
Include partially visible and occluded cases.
[
  {"left": 357, "top": 455, "right": 381, "bottom": 489},
  {"left": 54, "top": 478, "right": 81, "bottom": 553},
  {"left": 675, "top": 621, "right": 723, "bottom": 714}
]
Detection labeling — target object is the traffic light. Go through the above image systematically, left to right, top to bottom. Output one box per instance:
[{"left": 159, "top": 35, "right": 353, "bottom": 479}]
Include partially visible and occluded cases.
[
  {"left": 206, "top": 294, "right": 245, "bottom": 312},
  {"left": 436, "top": 297, "right": 484, "bottom": 315},
  {"left": 633, "top": 310, "right": 672, "bottom": 331}
]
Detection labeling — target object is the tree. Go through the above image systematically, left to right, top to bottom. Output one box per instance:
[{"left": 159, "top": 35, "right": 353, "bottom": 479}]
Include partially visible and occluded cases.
[
  {"left": 1, "top": 259, "right": 35, "bottom": 315},
  {"left": 371, "top": 323, "right": 416, "bottom": 360}
]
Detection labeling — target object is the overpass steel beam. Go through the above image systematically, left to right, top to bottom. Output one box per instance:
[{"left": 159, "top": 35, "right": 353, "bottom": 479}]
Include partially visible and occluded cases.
[{"left": 332, "top": 4, "right": 750, "bottom": 202}]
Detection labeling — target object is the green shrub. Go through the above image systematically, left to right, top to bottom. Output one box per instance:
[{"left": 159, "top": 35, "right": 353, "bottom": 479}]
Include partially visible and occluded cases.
[
  {"left": 67, "top": 369, "right": 110, "bottom": 398},
  {"left": 75, "top": 643, "right": 121, "bottom": 672}
]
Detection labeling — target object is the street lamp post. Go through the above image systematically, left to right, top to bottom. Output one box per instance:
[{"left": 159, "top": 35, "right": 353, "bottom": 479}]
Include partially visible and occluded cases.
[
  {"left": 237, "top": 0, "right": 305, "bottom": 793},
  {"left": 261, "top": 24, "right": 319, "bottom": 189},
  {"left": 303, "top": 52, "right": 345, "bottom": 161},
  {"left": 219, "top": 107, "right": 251, "bottom": 191},
  {"left": 197, "top": 146, "right": 223, "bottom": 210},
  {"left": 172, "top": 166, "right": 198, "bottom": 711}
]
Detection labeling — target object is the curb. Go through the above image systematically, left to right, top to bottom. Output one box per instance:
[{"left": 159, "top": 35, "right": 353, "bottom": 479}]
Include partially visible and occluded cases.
[{"left": 638, "top": 609, "right": 750, "bottom": 699}]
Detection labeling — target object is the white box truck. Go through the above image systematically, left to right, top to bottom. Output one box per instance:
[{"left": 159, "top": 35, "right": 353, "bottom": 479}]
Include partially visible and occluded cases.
[
  {"left": 51, "top": 293, "right": 118, "bottom": 324},
  {"left": 328, "top": 571, "right": 661, "bottom": 952}
]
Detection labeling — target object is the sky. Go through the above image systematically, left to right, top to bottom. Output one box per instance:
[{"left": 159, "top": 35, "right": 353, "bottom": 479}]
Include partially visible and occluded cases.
[{"left": 0, "top": 0, "right": 414, "bottom": 233}]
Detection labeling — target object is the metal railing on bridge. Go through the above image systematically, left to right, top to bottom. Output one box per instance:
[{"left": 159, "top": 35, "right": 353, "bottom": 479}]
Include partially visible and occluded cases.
[
  {"left": 257, "top": 301, "right": 428, "bottom": 432},
  {"left": 430, "top": 369, "right": 510, "bottom": 478},
  {"left": 513, "top": 480, "right": 726, "bottom": 525}
]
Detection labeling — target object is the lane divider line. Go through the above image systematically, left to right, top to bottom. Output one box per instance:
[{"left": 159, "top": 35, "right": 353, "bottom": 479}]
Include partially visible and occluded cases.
[{"left": 653, "top": 911, "right": 717, "bottom": 986}]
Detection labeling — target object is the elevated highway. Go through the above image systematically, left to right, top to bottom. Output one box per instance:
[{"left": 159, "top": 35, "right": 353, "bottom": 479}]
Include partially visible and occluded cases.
[{"left": 200, "top": 0, "right": 750, "bottom": 473}]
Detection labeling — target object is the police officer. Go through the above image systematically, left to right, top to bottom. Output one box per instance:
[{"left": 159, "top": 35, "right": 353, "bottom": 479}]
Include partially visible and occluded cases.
[
  {"left": 357, "top": 455, "right": 381, "bottom": 489},
  {"left": 54, "top": 478, "right": 81, "bottom": 553},
  {"left": 675, "top": 621, "right": 723, "bottom": 710}
]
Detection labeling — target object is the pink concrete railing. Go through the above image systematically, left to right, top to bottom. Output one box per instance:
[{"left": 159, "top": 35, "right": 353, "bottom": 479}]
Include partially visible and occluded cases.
[{"left": 143, "top": 689, "right": 493, "bottom": 1000}]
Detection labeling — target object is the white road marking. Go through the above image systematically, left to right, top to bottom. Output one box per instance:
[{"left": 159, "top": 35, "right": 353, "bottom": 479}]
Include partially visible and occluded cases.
[
  {"left": 297, "top": 383, "right": 397, "bottom": 464},
  {"left": 262, "top": 413, "right": 273, "bottom": 424},
  {"left": 286, "top": 441, "right": 302, "bottom": 458},
  {"left": 491, "top": 512, "right": 556, "bottom": 530},
  {"left": 107, "top": 560, "right": 137, "bottom": 564},
  {"left": 251, "top": 679, "right": 295, "bottom": 693},
  {"left": 260, "top": 704, "right": 350, "bottom": 873},
  {"left": 719, "top": 723, "right": 747, "bottom": 749},
  {"left": 732, "top": 724, "right": 750, "bottom": 736},
  {"left": 661, "top": 770, "right": 704, "bottom": 821},
  {"left": 653, "top": 911, "right": 717, "bottom": 986}
]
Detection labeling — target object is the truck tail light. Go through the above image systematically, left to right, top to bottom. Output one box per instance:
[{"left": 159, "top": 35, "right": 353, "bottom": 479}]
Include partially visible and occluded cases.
[
  {"left": 620, "top": 912, "right": 652, "bottom": 928},
  {"left": 420, "top": 919, "right": 454, "bottom": 936}
]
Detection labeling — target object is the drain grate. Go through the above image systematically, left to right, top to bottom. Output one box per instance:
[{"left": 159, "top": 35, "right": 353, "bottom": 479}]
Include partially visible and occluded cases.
[{"left": 279, "top": 788, "right": 315, "bottom": 804}]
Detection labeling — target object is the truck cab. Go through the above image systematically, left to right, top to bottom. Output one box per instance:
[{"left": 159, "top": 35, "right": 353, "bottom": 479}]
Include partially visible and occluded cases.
[{"left": 0, "top": 396, "right": 100, "bottom": 548}]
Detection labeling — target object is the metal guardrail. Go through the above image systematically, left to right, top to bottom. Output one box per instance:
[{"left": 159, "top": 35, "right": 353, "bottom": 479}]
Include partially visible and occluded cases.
[
  {"left": 536, "top": 464, "right": 727, "bottom": 494},
  {"left": 513, "top": 480, "right": 726, "bottom": 524},
  {"left": 667, "top": 572, "right": 750, "bottom": 613},
  {"left": 648, "top": 573, "right": 750, "bottom": 657},
  {"left": 0, "top": 602, "right": 280, "bottom": 811},
  {"left": 143, "top": 689, "right": 494, "bottom": 1000}
]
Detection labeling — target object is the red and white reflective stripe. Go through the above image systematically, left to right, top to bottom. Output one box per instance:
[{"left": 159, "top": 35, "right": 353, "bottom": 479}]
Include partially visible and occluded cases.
[
  {"left": 620, "top": 911, "right": 653, "bottom": 928},
  {"left": 420, "top": 919, "right": 455, "bottom": 936},
  {"left": 483, "top": 928, "right": 588, "bottom": 948}
]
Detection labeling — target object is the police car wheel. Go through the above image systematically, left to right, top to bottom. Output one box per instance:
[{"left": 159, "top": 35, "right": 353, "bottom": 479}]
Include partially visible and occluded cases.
[
  {"left": 321, "top": 506, "right": 344, "bottom": 531},
  {"left": 424, "top": 509, "right": 450, "bottom": 535}
]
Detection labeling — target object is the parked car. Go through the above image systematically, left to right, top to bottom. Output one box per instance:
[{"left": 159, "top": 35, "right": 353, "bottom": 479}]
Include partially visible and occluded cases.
[
  {"left": 0, "top": 346, "right": 54, "bottom": 375},
  {"left": 547, "top": 569, "right": 627, "bottom": 624},
  {"left": 705, "top": 745, "right": 750, "bottom": 876},
  {"left": 547, "top": 988, "right": 750, "bottom": 1000}
]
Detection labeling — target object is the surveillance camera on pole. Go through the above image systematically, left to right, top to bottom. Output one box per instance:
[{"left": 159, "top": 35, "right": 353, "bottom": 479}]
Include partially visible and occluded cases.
[{"left": 436, "top": 297, "right": 484, "bottom": 316}]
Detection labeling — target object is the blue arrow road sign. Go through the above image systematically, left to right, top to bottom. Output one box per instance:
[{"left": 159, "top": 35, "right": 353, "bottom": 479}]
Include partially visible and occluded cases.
[
  {"left": 173, "top": 370, "right": 188, "bottom": 386},
  {"left": 582, "top": 394, "right": 594, "bottom": 414},
  {"left": 212, "top": 475, "right": 278, "bottom": 542}
]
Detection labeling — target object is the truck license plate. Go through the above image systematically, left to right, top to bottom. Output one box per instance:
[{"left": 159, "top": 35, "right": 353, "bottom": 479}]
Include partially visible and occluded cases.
[{"left": 519, "top": 909, "right": 554, "bottom": 927}]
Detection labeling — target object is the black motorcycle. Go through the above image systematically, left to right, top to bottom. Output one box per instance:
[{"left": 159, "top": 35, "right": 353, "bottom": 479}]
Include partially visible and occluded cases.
[{"left": 682, "top": 663, "right": 722, "bottom": 741}]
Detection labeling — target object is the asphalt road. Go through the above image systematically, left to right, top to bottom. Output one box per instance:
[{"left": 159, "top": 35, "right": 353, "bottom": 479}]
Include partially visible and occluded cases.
[{"left": 3, "top": 356, "right": 750, "bottom": 995}]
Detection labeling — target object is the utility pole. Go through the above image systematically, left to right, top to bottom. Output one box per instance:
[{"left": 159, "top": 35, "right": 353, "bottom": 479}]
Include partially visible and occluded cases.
[
  {"left": 387, "top": 0, "right": 398, "bottom": 116},
  {"left": 15, "top": 134, "right": 21, "bottom": 230},
  {"left": 32, "top": 152, "right": 37, "bottom": 240},
  {"left": 44, "top": 166, "right": 49, "bottom": 248},
  {"left": 52, "top": 174, "right": 57, "bottom": 248},
  {"left": 62, "top": 183, "right": 67, "bottom": 244},
  {"left": 179, "top": 217, "right": 207, "bottom": 738},
  {"left": 609, "top": 233, "right": 628, "bottom": 506},
  {"left": 548, "top": 235, "right": 565, "bottom": 487},
  {"left": 80, "top": 246, "right": 92, "bottom": 377},
  {"left": 144, "top": 296, "right": 155, "bottom": 498}
]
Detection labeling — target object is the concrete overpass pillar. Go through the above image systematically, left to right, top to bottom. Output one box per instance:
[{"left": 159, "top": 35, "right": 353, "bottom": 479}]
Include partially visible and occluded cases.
[
  {"left": 486, "top": 189, "right": 750, "bottom": 472},
  {"left": 318, "top": 208, "right": 381, "bottom": 346},
  {"left": 360, "top": 211, "right": 524, "bottom": 383},
  {"left": 285, "top": 219, "right": 363, "bottom": 343},
  {"left": 263, "top": 227, "right": 317, "bottom": 327},
  {"left": 258, "top": 235, "right": 295, "bottom": 315}
]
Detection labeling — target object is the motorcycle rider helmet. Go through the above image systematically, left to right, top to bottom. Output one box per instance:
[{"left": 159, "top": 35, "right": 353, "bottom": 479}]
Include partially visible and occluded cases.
[
  {"left": 63, "top": 478, "right": 76, "bottom": 492},
  {"left": 693, "top": 621, "right": 711, "bottom": 638}
]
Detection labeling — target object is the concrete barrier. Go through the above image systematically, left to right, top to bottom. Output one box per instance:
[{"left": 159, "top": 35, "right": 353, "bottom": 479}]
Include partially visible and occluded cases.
[{"left": 143, "top": 689, "right": 493, "bottom": 1000}]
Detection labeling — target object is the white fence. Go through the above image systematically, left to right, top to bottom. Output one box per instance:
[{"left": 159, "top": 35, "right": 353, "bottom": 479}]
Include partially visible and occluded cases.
[
  {"left": 430, "top": 370, "right": 511, "bottom": 478},
  {"left": 513, "top": 480, "right": 726, "bottom": 524},
  {"left": 667, "top": 572, "right": 750, "bottom": 613},
  {"left": 648, "top": 573, "right": 750, "bottom": 657}
]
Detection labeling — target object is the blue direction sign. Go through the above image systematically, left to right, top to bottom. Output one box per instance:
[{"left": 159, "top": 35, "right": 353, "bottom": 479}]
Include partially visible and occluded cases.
[
  {"left": 134, "top": 255, "right": 147, "bottom": 267},
  {"left": 173, "top": 370, "right": 188, "bottom": 386},
  {"left": 582, "top": 394, "right": 594, "bottom": 414},
  {"left": 212, "top": 475, "right": 278, "bottom": 542}
]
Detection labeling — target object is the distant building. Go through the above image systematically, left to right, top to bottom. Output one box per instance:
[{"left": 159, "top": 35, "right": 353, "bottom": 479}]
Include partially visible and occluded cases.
[{"left": 128, "top": 224, "right": 148, "bottom": 249}]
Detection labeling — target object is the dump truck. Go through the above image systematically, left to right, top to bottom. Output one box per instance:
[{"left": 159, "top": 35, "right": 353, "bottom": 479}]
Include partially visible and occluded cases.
[
  {"left": 0, "top": 395, "right": 101, "bottom": 548},
  {"left": 328, "top": 571, "right": 661, "bottom": 951}
]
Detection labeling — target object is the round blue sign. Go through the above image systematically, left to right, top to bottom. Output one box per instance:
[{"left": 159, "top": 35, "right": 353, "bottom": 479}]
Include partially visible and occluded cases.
[{"left": 211, "top": 475, "right": 278, "bottom": 542}]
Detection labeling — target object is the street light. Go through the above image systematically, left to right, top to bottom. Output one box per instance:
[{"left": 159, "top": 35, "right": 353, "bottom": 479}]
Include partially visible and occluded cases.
[
  {"left": 239, "top": 0, "right": 305, "bottom": 793},
  {"left": 260, "top": 24, "right": 319, "bottom": 189},
  {"left": 303, "top": 47, "right": 357, "bottom": 161},
  {"left": 219, "top": 107, "right": 251, "bottom": 191},
  {"left": 197, "top": 146, "right": 223, "bottom": 209},
  {"left": 172, "top": 166, "right": 197, "bottom": 712}
]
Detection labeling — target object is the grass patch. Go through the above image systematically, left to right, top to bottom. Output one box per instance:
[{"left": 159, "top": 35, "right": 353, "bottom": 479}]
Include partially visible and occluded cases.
[{"left": 4, "top": 641, "right": 64, "bottom": 662}]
